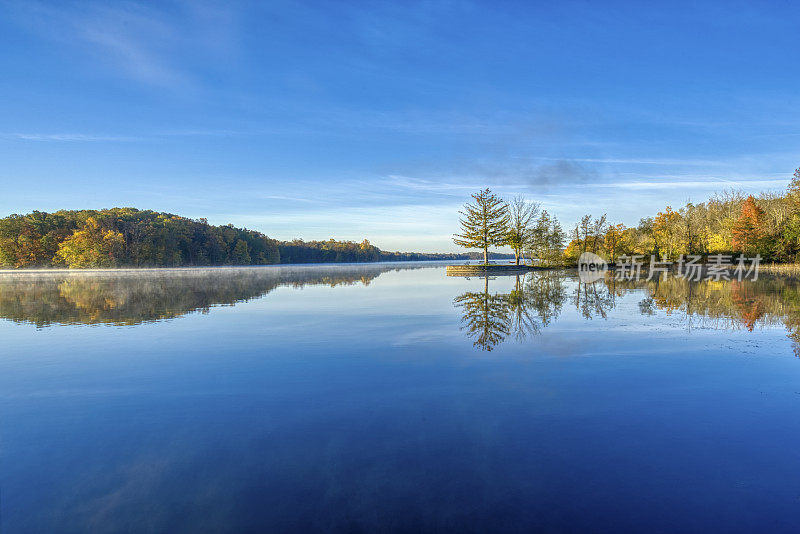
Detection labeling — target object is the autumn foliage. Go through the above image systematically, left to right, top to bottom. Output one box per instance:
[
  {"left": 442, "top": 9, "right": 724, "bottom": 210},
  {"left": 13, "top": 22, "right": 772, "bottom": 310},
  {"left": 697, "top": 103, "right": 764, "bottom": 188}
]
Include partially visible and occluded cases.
[
  {"left": 566, "top": 166, "right": 800, "bottom": 264},
  {"left": 731, "top": 196, "right": 765, "bottom": 254}
]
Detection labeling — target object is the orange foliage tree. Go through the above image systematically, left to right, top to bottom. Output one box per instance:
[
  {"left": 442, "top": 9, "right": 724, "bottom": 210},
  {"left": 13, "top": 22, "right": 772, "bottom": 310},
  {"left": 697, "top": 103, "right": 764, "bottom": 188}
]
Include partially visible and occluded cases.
[{"left": 731, "top": 196, "right": 765, "bottom": 254}]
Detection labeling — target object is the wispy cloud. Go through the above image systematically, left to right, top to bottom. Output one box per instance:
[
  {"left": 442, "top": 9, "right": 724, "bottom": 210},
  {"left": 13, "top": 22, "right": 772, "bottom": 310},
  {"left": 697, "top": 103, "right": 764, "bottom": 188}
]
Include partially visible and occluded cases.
[
  {"left": 6, "top": 1, "right": 242, "bottom": 90},
  {"left": 0, "top": 129, "right": 251, "bottom": 142},
  {"left": 2, "top": 132, "right": 138, "bottom": 142},
  {"left": 532, "top": 156, "right": 731, "bottom": 167},
  {"left": 385, "top": 175, "right": 484, "bottom": 193},
  {"left": 592, "top": 179, "right": 789, "bottom": 190},
  {"left": 258, "top": 195, "right": 319, "bottom": 204}
]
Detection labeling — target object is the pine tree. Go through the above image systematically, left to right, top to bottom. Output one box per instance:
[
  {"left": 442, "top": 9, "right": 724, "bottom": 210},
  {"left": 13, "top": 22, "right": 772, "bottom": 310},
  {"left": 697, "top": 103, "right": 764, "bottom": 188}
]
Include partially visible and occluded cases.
[{"left": 453, "top": 188, "right": 510, "bottom": 264}]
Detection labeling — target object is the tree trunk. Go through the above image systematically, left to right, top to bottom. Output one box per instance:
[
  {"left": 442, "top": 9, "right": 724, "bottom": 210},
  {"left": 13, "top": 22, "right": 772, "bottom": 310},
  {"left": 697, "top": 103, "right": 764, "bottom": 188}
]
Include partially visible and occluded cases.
[
  {"left": 483, "top": 247, "right": 488, "bottom": 265},
  {"left": 515, "top": 249, "right": 520, "bottom": 265}
]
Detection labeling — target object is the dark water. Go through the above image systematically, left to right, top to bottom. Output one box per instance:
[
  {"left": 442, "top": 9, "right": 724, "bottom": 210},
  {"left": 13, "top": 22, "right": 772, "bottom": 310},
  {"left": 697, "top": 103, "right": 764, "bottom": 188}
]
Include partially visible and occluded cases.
[{"left": 2, "top": 263, "right": 800, "bottom": 533}]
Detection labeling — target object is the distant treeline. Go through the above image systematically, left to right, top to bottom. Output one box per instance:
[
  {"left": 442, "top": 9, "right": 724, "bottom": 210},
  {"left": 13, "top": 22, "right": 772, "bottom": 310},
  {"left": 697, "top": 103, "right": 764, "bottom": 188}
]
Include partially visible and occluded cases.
[
  {"left": 0, "top": 208, "right": 504, "bottom": 268},
  {"left": 276, "top": 239, "right": 500, "bottom": 264},
  {"left": 279, "top": 239, "right": 508, "bottom": 264},
  {"left": 382, "top": 250, "right": 513, "bottom": 262}
]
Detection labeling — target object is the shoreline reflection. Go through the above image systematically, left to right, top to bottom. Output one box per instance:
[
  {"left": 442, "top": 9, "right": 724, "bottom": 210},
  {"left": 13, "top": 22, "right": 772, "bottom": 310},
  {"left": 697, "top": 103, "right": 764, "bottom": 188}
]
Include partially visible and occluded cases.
[
  {"left": 0, "top": 265, "right": 419, "bottom": 327},
  {"left": 455, "top": 272, "right": 800, "bottom": 352}
]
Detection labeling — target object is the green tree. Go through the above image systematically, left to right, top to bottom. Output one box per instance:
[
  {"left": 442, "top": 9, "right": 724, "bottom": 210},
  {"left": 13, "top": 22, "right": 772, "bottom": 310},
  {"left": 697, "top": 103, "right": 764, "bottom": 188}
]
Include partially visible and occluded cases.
[
  {"left": 453, "top": 188, "right": 510, "bottom": 265},
  {"left": 528, "top": 211, "right": 565, "bottom": 266},
  {"left": 231, "top": 239, "right": 251, "bottom": 264}
]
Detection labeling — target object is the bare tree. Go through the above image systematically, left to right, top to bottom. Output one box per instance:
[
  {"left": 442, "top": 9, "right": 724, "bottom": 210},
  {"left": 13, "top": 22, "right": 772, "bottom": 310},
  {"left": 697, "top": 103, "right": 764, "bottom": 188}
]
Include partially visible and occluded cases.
[
  {"left": 505, "top": 196, "right": 540, "bottom": 265},
  {"left": 591, "top": 214, "right": 607, "bottom": 253}
]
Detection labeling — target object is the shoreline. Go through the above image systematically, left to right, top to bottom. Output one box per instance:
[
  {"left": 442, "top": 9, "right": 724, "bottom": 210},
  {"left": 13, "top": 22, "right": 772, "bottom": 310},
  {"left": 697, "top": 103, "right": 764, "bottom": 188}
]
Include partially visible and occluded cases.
[
  {"left": 0, "top": 260, "right": 461, "bottom": 274},
  {"left": 446, "top": 264, "right": 561, "bottom": 275}
]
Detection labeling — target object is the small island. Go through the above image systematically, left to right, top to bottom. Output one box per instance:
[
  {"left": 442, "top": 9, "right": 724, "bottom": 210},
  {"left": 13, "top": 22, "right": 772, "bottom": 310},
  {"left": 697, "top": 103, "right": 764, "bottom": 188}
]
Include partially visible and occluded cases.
[
  {"left": 448, "top": 188, "right": 565, "bottom": 275},
  {"left": 445, "top": 263, "right": 554, "bottom": 275}
]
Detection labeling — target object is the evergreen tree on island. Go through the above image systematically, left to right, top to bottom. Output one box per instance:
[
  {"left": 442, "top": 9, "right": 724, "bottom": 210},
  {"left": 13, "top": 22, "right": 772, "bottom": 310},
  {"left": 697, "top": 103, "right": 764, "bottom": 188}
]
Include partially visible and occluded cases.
[{"left": 453, "top": 188, "right": 510, "bottom": 265}]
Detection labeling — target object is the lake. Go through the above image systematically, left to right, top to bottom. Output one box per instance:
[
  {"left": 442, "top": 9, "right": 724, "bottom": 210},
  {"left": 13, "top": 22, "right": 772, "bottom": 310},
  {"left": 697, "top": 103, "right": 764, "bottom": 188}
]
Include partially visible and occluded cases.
[{"left": 2, "top": 263, "right": 800, "bottom": 532}]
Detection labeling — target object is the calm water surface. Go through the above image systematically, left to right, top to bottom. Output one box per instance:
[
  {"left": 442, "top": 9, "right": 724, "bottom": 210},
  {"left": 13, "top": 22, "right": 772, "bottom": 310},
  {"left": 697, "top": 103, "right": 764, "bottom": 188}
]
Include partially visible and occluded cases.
[{"left": 2, "top": 263, "right": 800, "bottom": 532}]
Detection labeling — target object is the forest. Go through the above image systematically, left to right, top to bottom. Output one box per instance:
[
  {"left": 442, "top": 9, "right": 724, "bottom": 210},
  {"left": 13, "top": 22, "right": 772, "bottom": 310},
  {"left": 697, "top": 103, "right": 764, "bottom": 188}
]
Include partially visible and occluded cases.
[
  {"left": 454, "top": 166, "right": 800, "bottom": 265},
  {"left": 564, "top": 166, "right": 800, "bottom": 263},
  {"left": 0, "top": 207, "right": 499, "bottom": 268},
  {"left": 0, "top": 208, "right": 281, "bottom": 268}
]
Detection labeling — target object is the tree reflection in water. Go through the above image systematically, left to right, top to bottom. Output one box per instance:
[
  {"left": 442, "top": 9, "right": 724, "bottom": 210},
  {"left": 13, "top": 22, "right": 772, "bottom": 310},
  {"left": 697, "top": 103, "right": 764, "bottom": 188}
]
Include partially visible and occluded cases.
[
  {"left": 0, "top": 265, "right": 414, "bottom": 327},
  {"left": 454, "top": 271, "right": 567, "bottom": 351},
  {"left": 455, "top": 271, "right": 800, "bottom": 354},
  {"left": 619, "top": 274, "right": 800, "bottom": 356},
  {"left": 454, "top": 276, "right": 512, "bottom": 351},
  {"left": 572, "top": 279, "right": 616, "bottom": 320}
]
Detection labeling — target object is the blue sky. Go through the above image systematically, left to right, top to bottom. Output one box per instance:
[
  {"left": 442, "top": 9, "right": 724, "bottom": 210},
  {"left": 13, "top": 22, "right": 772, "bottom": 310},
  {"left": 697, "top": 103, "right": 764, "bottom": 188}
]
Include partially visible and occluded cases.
[{"left": 0, "top": 0, "right": 798, "bottom": 252}]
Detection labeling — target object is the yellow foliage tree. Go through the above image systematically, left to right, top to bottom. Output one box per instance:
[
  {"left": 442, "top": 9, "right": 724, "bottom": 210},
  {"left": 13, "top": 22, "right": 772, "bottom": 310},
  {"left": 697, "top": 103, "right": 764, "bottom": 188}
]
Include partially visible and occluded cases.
[
  {"left": 653, "top": 206, "right": 684, "bottom": 259},
  {"left": 56, "top": 218, "right": 125, "bottom": 268},
  {"left": 603, "top": 223, "right": 627, "bottom": 262},
  {"left": 706, "top": 232, "right": 728, "bottom": 253},
  {"left": 563, "top": 239, "right": 583, "bottom": 264}
]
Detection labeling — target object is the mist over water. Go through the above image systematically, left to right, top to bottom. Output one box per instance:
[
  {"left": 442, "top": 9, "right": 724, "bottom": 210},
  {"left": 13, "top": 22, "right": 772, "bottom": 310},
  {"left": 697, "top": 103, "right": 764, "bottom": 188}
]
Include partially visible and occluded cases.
[
  {"left": 0, "top": 263, "right": 428, "bottom": 327},
  {"left": 3, "top": 263, "right": 800, "bottom": 532}
]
